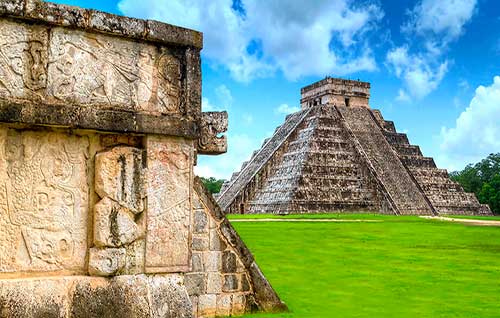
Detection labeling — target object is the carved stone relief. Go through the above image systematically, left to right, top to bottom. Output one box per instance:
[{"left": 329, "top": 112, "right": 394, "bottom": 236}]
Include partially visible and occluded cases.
[
  {"left": 0, "top": 21, "right": 48, "bottom": 99},
  {"left": 47, "top": 27, "right": 156, "bottom": 110},
  {"left": 155, "top": 48, "right": 183, "bottom": 114},
  {"left": 198, "top": 111, "right": 228, "bottom": 155},
  {"left": 0, "top": 128, "right": 89, "bottom": 273},
  {"left": 145, "top": 136, "right": 192, "bottom": 273},
  {"left": 91, "top": 145, "right": 146, "bottom": 276}
]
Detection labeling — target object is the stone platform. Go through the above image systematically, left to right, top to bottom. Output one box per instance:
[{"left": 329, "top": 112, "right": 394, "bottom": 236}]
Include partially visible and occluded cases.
[{"left": 0, "top": 1, "right": 286, "bottom": 317}]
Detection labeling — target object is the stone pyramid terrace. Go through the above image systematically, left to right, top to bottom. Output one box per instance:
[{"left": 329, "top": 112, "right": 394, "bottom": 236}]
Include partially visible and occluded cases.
[{"left": 216, "top": 77, "right": 491, "bottom": 216}]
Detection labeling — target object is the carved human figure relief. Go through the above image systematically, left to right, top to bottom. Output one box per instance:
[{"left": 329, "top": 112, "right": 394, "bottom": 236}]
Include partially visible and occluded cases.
[
  {"left": 47, "top": 28, "right": 155, "bottom": 109},
  {"left": 0, "top": 129, "right": 89, "bottom": 273}
]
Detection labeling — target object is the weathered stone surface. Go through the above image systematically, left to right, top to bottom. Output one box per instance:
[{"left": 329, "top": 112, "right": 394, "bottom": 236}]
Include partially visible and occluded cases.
[
  {"left": 0, "top": 20, "right": 48, "bottom": 100},
  {"left": 197, "top": 111, "right": 228, "bottom": 155},
  {"left": 0, "top": 129, "right": 89, "bottom": 274},
  {"left": 145, "top": 136, "right": 192, "bottom": 273},
  {"left": 95, "top": 146, "right": 145, "bottom": 213},
  {"left": 94, "top": 198, "right": 142, "bottom": 248},
  {"left": 193, "top": 210, "right": 208, "bottom": 233},
  {"left": 192, "top": 237, "right": 208, "bottom": 251},
  {"left": 88, "top": 247, "right": 126, "bottom": 276},
  {"left": 204, "top": 251, "right": 221, "bottom": 272},
  {"left": 222, "top": 251, "right": 237, "bottom": 273},
  {"left": 191, "top": 252, "right": 204, "bottom": 272},
  {"left": 206, "top": 272, "right": 222, "bottom": 294},
  {"left": 185, "top": 273, "right": 205, "bottom": 296},
  {"left": 222, "top": 274, "right": 239, "bottom": 292},
  {"left": 197, "top": 294, "right": 216, "bottom": 317},
  {"left": 216, "top": 294, "right": 232, "bottom": 317}
]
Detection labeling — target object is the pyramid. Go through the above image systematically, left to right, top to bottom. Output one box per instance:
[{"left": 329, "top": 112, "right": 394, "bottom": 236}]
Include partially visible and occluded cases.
[{"left": 216, "top": 77, "right": 491, "bottom": 215}]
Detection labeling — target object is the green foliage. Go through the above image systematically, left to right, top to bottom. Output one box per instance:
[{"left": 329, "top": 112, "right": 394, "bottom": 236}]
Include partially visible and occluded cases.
[
  {"left": 450, "top": 153, "right": 500, "bottom": 214},
  {"left": 200, "top": 176, "right": 225, "bottom": 194},
  {"left": 233, "top": 215, "right": 500, "bottom": 318}
]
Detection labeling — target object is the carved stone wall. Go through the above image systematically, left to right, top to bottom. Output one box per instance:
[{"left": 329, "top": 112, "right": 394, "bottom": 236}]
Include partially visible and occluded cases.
[{"left": 0, "top": 1, "right": 284, "bottom": 317}]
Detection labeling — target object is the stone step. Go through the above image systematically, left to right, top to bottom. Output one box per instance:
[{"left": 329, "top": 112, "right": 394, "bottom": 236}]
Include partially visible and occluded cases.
[
  {"left": 384, "top": 131, "right": 410, "bottom": 145},
  {"left": 393, "top": 144, "right": 422, "bottom": 156},
  {"left": 400, "top": 155, "right": 436, "bottom": 168}
]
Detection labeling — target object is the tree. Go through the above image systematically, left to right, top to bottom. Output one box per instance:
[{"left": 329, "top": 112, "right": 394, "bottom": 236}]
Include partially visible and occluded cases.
[
  {"left": 451, "top": 153, "right": 500, "bottom": 214},
  {"left": 200, "top": 177, "right": 225, "bottom": 194}
]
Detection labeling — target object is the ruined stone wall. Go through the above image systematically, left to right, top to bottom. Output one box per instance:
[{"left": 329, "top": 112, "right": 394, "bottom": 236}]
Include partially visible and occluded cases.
[{"left": 0, "top": 1, "right": 285, "bottom": 316}]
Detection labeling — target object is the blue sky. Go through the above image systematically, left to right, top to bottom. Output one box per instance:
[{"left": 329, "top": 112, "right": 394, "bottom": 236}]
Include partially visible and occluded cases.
[{"left": 52, "top": 0, "right": 500, "bottom": 179}]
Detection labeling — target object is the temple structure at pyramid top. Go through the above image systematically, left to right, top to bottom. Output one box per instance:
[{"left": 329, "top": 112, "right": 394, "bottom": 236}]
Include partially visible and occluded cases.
[
  {"left": 216, "top": 77, "right": 491, "bottom": 216},
  {"left": 301, "top": 77, "right": 371, "bottom": 109}
]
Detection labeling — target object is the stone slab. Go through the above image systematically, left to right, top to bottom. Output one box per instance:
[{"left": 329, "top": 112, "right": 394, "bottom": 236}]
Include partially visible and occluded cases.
[
  {"left": 0, "top": 128, "right": 89, "bottom": 274},
  {"left": 145, "top": 135, "right": 192, "bottom": 273}
]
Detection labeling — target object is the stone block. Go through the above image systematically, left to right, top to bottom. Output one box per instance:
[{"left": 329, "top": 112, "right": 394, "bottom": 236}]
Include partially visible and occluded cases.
[
  {"left": 0, "top": 0, "right": 23, "bottom": 15},
  {"left": 88, "top": 10, "right": 146, "bottom": 38},
  {"left": 145, "top": 136, "right": 192, "bottom": 273},
  {"left": 95, "top": 146, "right": 145, "bottom": 214},
  {"left": 94, "top": 197, "right": 142, "bottom": 248},
  {"left": 193, "top": 209, "right": 208, "bottom": 234},
  {"left": 209, "top": 229, "right": 226, "bottom": 251},
  {"left": 192, "top": 237, "right": 208, "bottom": 251},
  {"left": 121, "top": 239, "right": 146, "bottom": 275},
  {"left": 88, "top": 247, "right": 126, "bottom": 276},
  {"left": 222, "top": 250, "right": 237, "bottom": 273},
  {"left": 203, "top": 251, "right": 221, "bottom": 272},
  {"left": 191, "top": 252, "right": 203, "bottom": 272},
  {"left": 206, "top": 272, "right": 222, "bottom": 294},
  {"left": 184, "top": 273, "right": 205, "bottom": 296},
  {"left": 241, "top": 273, "right": 251, "bottom": 292},
  {"left": 223, "top": 274, "right": 239, "bottom": 292},
  {"left": 197, "top": 294, "right": 216, "bottom": 317},
  {"left": 216, "top": 294, "right": 232, "bottom": 317},
  {"left": 232, "top": 294, "right": 247, "bottom": 316},
  {"left": 190, "top": 295, "right": 198, "bottom": 317}
]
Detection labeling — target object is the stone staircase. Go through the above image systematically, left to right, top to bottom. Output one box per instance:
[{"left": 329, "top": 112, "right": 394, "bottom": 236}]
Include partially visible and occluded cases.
[
  {"left": 248, "top": 106, "right": 384, "bottom": 214},
  {"left": 337, "top": 106, "right": 435, "bottom": 215},
  {"left": 217, "top": 108, "right": 312, "bottom": 212},
  {"left": 371, "top": 110, "right": 492, "bottom": 215}
]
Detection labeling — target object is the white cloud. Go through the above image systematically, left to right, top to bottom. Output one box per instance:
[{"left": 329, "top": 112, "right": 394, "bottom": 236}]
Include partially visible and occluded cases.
[
  {"left": 118, "top": 0, "right": 383, "bottom": 81},
  {"left": 387, "top": 0, "right": 477, "bottom": 99},
  {"left": 403, "top": 0, "right": 477, "bottom": 46},
  {"left": 386, "top": 46, "right": 448, "bottom": 99},
  {"left": 438, "top": 76, "right": 500, "bottom": 170},
  {"left": 202, "top": 84, "right": 233, "bottom": 112},
  {"left": 275, "top": 103, "right": 300, "bottom": 115}
]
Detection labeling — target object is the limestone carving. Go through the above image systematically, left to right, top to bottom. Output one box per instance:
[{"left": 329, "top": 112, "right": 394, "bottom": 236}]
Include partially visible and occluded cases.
[
  {"left": 0, "top": 21, "right": 48, "bottom": 99},
  {"left": 47, "top": 28, "right": 156, "bottom": 109},
  {"left": 156, "top": 49, "right": 183, "bottom": 114},
  {"left": 198, "top": 111, "right": 228, "bottom": 155},
  {"left": 0, "top": 129, "right": 89, "bottom": 273},
  {"left": 145, "top": 136, "right": 192, "bottom": 273},
  {"left": 92, "top": 145, "right": 146, "bottom": 276},
  {"left": 95, "top": 146, "right": 146, "bottom": 214},
  {"left": 88, "top": 247, "right": 126, "bottom": 276}
]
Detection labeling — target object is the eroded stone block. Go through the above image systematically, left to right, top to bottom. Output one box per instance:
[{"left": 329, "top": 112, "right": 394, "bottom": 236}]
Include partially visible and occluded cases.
[
  {"left": 145, "top": 136, "right": 192, "bottom": 273},
  {"left": 95, "top": 146, "right": 145, "bottom": 213},
  {"left": 94, "top": 197, "right": 142, "bottom": 248},
  {"left": 88, "top": 247, "right": 126, "bottom": 276},
  {"left": 197, "top": 294, "right": 216, "bottom": 317}
]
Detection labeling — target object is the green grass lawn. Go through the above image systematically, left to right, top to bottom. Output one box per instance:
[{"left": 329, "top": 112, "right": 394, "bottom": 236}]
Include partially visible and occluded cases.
[{"left": 230, "top": 214, "right": 500, "bottom": 318}]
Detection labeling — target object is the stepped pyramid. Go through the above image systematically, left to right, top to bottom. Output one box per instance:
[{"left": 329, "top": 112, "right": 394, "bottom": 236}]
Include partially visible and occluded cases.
[{"left": 216, "top": 77, "right": 491, "bottom": 215}]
